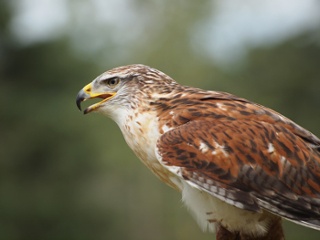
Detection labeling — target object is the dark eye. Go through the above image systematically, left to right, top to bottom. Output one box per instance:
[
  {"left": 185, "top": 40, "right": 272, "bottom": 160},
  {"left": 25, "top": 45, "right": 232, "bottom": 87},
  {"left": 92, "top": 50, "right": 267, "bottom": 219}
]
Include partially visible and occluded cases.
[{"left": 104, "top": 77, "right": 120, "bottom": 88}]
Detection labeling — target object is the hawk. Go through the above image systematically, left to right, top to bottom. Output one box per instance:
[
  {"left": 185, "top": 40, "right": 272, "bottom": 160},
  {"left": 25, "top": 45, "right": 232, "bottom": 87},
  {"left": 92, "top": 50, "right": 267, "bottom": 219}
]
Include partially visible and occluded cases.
[{"left": 76, "top": 64, "right": 320, "bottom": 240}]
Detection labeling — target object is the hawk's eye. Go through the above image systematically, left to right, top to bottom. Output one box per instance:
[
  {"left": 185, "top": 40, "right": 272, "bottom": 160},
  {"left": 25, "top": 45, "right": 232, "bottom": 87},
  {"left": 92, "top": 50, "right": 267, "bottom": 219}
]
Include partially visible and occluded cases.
[{"left": 104, "top": 77, "right": 120, "bottom": 88}]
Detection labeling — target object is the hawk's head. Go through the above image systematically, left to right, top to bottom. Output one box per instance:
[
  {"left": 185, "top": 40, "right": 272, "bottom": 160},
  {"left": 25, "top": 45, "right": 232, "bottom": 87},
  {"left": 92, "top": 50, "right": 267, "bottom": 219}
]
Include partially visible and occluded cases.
[{"left": 76, "top": 64, "right": 178, "bottom": 118}]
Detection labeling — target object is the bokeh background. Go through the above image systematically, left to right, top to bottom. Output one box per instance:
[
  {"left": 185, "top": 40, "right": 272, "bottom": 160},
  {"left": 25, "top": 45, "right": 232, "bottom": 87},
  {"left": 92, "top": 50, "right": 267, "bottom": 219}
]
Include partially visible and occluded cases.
[{"left": 1, "top": 0, "right": 320, "bottom": 239}]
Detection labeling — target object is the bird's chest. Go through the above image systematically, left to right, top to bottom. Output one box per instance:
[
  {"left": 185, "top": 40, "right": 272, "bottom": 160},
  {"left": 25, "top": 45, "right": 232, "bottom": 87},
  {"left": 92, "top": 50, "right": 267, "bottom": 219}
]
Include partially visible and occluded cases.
[
  {"left": 120, "top": 112, "right": 182, "bottom": 190},
  {"left": 122, "top": 112, "right": 160, "bottom": 161}
]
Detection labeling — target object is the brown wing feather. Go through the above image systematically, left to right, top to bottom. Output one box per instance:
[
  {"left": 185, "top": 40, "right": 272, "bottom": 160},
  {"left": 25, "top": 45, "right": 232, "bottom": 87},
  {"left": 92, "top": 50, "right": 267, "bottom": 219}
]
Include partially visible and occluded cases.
[{"left": 156, "top": 118, "right": 320, "bottom": 229}]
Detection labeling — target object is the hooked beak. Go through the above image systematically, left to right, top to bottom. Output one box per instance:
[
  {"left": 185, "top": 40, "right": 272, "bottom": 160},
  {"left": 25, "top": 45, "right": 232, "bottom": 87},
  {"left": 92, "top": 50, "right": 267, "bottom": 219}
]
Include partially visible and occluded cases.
[{"left": 76, "top": 83, "right": 116, "bottom": 114}]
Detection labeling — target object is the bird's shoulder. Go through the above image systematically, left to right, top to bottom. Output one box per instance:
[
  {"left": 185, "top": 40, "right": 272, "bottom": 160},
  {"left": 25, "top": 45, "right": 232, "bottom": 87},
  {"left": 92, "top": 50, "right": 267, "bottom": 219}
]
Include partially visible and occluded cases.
[{"left": 153, "top": 88, "right": 320, "bottom": 148}]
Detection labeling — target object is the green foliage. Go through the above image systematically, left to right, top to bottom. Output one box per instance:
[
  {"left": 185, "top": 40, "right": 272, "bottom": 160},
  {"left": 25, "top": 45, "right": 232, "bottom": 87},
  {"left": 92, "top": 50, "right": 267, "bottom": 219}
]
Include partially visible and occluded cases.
[{"left": 1, "top": 1, "right": 320, "bottom": 240}]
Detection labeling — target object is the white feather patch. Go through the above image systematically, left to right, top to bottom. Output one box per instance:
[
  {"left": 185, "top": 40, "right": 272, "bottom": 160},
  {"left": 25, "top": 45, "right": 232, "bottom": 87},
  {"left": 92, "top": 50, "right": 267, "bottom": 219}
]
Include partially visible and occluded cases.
[{"left": 181, "top": 182, "right": 270, "bottom": 236}]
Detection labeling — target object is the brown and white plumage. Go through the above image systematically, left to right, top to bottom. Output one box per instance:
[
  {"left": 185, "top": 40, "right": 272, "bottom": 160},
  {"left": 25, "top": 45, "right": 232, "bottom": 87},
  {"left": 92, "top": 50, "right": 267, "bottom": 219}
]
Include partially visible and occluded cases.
[{"left": 76, "top": 64, "right": 320, "bottom": 240}]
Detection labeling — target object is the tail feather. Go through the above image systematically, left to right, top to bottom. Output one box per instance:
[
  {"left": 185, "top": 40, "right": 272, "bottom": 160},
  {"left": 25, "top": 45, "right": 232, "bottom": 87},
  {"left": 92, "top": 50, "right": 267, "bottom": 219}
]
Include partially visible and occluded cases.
[{"left": 288, "top": 218, "right": 320, "bottom": 231}]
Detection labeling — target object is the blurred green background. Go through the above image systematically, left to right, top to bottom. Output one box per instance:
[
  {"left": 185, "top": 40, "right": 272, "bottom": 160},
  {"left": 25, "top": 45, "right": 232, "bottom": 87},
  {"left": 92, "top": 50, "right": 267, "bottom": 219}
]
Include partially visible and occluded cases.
[{"left": 1, "top": 0, "right": 320, "bottom": 239}]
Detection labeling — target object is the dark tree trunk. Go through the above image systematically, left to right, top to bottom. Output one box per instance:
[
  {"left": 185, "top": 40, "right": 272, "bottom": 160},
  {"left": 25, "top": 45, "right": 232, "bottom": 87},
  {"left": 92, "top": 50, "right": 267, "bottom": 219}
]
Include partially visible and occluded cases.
[{"left": 216, "top": 218, "right": 284, "bottom": 240}]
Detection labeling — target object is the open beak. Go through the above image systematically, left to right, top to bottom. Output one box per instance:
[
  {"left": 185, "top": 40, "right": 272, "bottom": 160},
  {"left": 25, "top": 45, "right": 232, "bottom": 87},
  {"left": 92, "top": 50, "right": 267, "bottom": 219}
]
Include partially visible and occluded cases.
[{"left": 76, "top": 83, "right": 116, "bottom": 114}]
